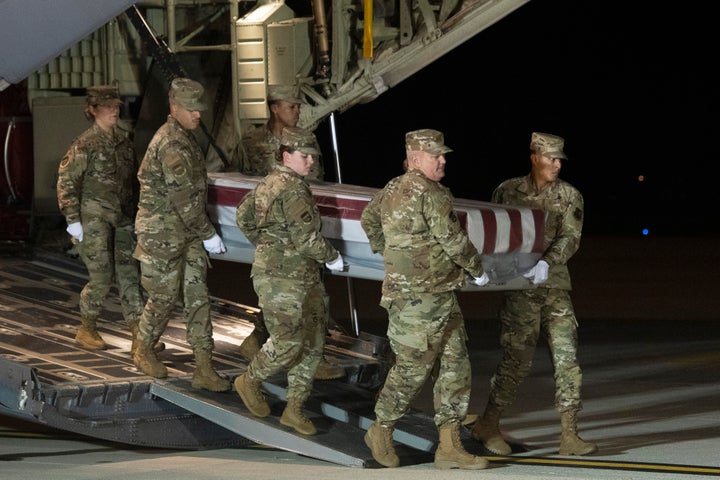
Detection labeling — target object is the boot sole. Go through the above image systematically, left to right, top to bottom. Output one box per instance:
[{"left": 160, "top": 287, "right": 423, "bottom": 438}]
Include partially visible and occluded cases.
[
  {"left": 76, "top": 342, "right": 107, "bottom": 350},
  {"left": 192, "top": 379, "right": 231, "bottom": 392},
  {"left": 280, "top": 416, "right": 316, "bottom": 435},
  {"left": 471, "top": 432, "right": 512, "bottom": 455},
  {"left": 559, "top": 445, "right": 598, "bottom": 456},
  {"left": 434, "top": 459, "right": 489, "bottom": 470}
]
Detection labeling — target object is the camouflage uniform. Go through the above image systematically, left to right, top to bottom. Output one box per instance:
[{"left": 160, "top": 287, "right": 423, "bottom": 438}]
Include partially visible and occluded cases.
[
  {"left": 240, "top": 85, "right": 324, "bottom": 182},
  {"left": 238, "top": 87, "right": 340, "bottom": 381},
  {"left": 57, "top": 92, "right": 143, "bottom": 333},
  {"left": 133, "top": 114, "right": 218, "bottom": 353},
  {"left": 241, "top": 124, "right": 324, "bottom": 182},
  {"left": 360, "top": 133, "right": 485, "bottom": 429},
  {"left": 487, "top": 136, "right": 585, "bottom": 414},
  {"left": 235, "top": 155, "right": 339, "bottom": 403}
]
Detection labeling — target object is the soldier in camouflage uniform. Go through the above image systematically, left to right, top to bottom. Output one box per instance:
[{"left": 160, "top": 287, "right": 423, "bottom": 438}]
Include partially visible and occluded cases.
[
  {"left": 132, "top": 78, "right": 230, "bottom": 392},
  {"left": 57, "top": 85, "right": 151, "bottom": 351},
  {"left": 238, "top": 85, "right": 343, "bottom": 380},
  {"left": 240, "top": 85, "right": 324, "bottom": 181},
  {"left": 234, "top": 126, "right": 344, "bottom": 435},
  {"left": 360, "top": 129, "right": 490, "bottom": 470},
  {"left": 471, "top": 132, "right": 597, "bottom": 456}
]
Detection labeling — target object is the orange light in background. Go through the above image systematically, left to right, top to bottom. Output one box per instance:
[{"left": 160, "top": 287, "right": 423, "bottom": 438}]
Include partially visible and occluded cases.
[{"left": 638, "top": 175, "right": 645, "bottom": 182}]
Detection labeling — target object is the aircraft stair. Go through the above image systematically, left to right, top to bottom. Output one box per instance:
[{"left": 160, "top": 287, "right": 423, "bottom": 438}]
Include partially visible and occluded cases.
[{"left": 0, "top": 248, "right": 478, "bottom": 467}]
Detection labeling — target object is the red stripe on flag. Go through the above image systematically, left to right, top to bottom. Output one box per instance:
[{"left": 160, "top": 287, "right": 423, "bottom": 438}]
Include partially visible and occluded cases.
[
  {"left": 209, "top": 185, "right": 250, "bottom": 206},
  {"left": 314, "top": 195, "right": 368, "bottom": 220},
  {"left": 506, "top": 208, "right": 522, "bottom": 253},
  {"left": 532, "top": 209, "right": 545, "bottom": 252},
  {"left": 480, "top": 210, "right": 497, "bottom": 254},
  {"left": 455, "top": 211, "right": 468, "bottom": 231}
]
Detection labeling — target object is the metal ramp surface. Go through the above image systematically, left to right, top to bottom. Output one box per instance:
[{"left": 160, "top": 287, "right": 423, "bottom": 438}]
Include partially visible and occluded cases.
[{"left": 0, "top": 249, "right": 454, "bottom": 466}]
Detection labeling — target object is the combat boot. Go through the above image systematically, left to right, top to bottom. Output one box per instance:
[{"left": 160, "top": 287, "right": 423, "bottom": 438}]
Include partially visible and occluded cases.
[
  {"left": 238, "top": 315, "right": 270, "bottom": 360},
  {"left": 75, "top": 317, "right": 107, "bottom": 350},
  {"left": 128, "top": 321, "right": 165, "bottom": 355},
  {"left": 237, "top": 329, "right": 265, "bottom": 360},
  {"left": 133, "top": 341, "right": 168, "bottom": 378},
  {"left": 192, "top": 350, "right": 231, "bottom": 391},
  {"left": 314, "top": 356, "right": 345, "bottom": 380},
  {"left": 234, "top": 372, "right": 270, "bottom": 417},
  {"left": 280, "top": 398, "right": 317, "bottom": 435},
  {"left": 471, "top": 402, "right": 511, "bottom": 455},
  {"left": 559, "top": 410, "right": 598, "bottom": 455},
  {"left": 364, "top": 421, "right": 400, "bottom": 468},
  {"left": 435, "top": 421, "right": 489, "bottom": 470}
]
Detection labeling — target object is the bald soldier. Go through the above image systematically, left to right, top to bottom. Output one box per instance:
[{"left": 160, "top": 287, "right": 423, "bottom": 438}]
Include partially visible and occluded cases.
[
  {"left": 132, "top": 78, "right": 230, "bottom": 392},
  {"left": 57, "top": 85, "right": 155, "bottom": 352},
  {"left": 235, "top": 126, "right": 344, "bottom": 435},
  {"left": 360, "top": 129, "right": 490, "bottom": 470},
  {"left": 471, "top": 132, "right": 597, "bottom": 456}
]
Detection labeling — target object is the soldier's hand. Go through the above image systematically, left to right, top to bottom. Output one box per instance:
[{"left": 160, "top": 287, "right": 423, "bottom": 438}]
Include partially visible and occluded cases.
[
  {"left": 66, "top": 222, "right": 83, "bottom": 242},
  {"left": 203, "top": 233, "right": 227, "bottom": 254},
  {"left": 325, "top": 254, "right": 344, "bottom": 272},
  {"left": 523, "top": 260, "right": 549, "bottom": 284},
  {"left": 532, "top": 260, "right": 549, "bottom": 284},
  {"left": 469, "top": 272, "right": 490, "bottom": 286}
]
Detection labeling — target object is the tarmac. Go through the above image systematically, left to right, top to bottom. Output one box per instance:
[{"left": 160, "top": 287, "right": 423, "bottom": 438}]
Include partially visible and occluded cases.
[{"left": 1, "top": 234, "right": 719, "bottom": 480}]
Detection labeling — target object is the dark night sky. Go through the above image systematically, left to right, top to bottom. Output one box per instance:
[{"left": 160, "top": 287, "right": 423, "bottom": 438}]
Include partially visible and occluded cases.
[{"left": 314, "top": 1, "right": 720, "bottom": 236}]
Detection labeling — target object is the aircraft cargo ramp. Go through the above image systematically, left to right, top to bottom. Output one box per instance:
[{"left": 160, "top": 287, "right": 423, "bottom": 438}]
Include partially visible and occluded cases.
[{"left": 0, "top": 249, "right": 468, "bottom": 467}]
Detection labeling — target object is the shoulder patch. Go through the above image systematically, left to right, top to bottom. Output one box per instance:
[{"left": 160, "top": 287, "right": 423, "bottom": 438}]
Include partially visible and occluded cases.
[
  {"left": 573, "top": 207, "right": 583, "bottom": 221},
  {"left": 301, "top": 211, "right": 312, "bottom": 223}
]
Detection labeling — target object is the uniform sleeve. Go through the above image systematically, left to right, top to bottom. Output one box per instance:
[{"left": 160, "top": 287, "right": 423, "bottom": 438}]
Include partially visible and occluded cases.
[
  {"left": 161, "top": 142, "right": 216, "bottom": 240},
  {"left": 56, "top": 144, "right": 88, "bottom": 224},
  {"left": 544, "top": 187, "right": 584, "bottom": 266},
  {"left": 283, "top": 188, "right": 337, "bottom": 263},
  {"left": 235, "top": 189, "right": 260, "bottom": 245},
  {"left": 360, "top": 189, "right": 385, "bottom": 254},
  {"left": 425, "top": 189, "right": 484, "bottom": 277}
]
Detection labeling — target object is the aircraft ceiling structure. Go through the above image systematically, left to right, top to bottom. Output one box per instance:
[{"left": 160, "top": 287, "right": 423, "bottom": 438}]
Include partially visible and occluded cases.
[{"left": 0, "top": 0, "right": 136, "bottom": 91}]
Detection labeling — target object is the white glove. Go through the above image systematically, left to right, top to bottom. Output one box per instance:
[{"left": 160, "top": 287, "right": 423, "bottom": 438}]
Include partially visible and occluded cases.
[
  {"left": 66, "top": 222, "right": 83, "bottom": 242},
  {"left": 203, "top": 233, "right": 227, "bottom": 254},
  {"left": 325, "top": 254, "right": 344, "bottom": 272},
  {"left": 523, "top": 260, "right": 549, "bottom": 285},
  {"left": 469, "top": 272, "right": 490, "bottom": 286}
]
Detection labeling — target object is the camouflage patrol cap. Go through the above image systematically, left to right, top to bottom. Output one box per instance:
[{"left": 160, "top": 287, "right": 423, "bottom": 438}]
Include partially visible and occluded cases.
[
  {"left": 169, "top": 78, "right": 207, "bottom": 111},
  {"left": 267, "top": 84, "right": 302, "bottom": 104},
  {"left": 86, "top": 85, "right": 122, "bottom": 107},
  {"left": 280, "top": 126, "right": 319, "bottom": 155},
  {"left": 405, "top": 129, "right": 452, "bottom": 155},
  {"left": 530, "top": 132, "right": 567, "bottom": 160}
]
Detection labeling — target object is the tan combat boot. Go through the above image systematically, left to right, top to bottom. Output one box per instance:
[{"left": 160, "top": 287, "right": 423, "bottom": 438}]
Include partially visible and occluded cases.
[
  {"left": 75, "top": 317, "right": 107, "bottom": 350},
  {"left": 238, "top": 317, "right": 269, "bottom": 360},
  {"left": 128, "top": 321, "right": 165, "bottom": 355},
  {"left": 237, "top": 329, "right": 266, "bottom": 360},
  {"left": 133, "top": 341, "right": 168, "bottom": 378},
  {"left": 192, "top": 350, "right": 231, "bottom": 392},
  {"left": 314, "top": 356, "right": 345, "bottom": 380},
  {"left": 234, "top": 373, "right": 270, "bottom": 417},
  {"left": 280, "top": 398, "right": 317, "bottom": 435},
  {"left": 471, "top": 402, "right": 511, "bottom": 455},
  {"left": 559, "top": 410, "right": 598, "bottom": 456},
  {"left": 364, "top": 421, "right": 400, "bottom": 468},
  {"left": 435, "top": 421, "right": 489, "bottom": 470}
]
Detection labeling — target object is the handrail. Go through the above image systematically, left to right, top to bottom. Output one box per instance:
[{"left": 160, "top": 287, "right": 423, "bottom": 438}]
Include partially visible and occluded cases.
[{"left": 3, "top": 117, "right": 17, "bottom": 202}]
